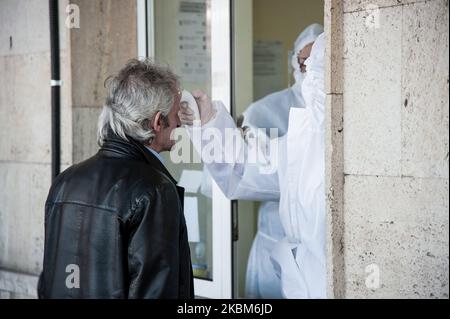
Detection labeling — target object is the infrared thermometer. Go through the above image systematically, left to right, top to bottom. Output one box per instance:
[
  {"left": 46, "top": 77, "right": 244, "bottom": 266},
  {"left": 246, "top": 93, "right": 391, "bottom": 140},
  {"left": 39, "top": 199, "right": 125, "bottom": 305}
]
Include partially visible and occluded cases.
[{"left": 181, "top": 90, "right": 200, "bottom": 122}]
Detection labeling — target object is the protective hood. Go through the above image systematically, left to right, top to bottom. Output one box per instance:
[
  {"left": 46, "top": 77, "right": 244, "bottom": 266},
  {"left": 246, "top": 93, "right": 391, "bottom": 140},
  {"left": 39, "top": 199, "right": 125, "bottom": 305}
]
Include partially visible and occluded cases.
[
  {"left": 242, "top": 24, "right": 324, "bottom": 137},
  {"left": 290, "top": 24, "right": 324, "bottom": 106},
  {"left": 291, "top": 24, "right": 324, "bottom": 74},
  {"left": 301, "top": 32, "right": 325, "bottom": 119}
]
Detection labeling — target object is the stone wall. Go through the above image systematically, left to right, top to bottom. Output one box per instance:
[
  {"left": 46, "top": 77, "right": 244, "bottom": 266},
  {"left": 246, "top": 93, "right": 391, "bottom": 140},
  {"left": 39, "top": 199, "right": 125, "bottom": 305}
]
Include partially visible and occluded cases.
[
  {"left": 0, "top": 0, "right": 136, "bottom": 298},
  {"left": 0, "top": 0, "right": 72, "bottom": 298},
  {"left": 1, "top": 0, "right": 447, "bottom": 299},
  {"left": 70, "top": 0, "right": 137, "bottom": 164},
  {"left": 326, "top": 0, "right": 449, "bottom": 298}
]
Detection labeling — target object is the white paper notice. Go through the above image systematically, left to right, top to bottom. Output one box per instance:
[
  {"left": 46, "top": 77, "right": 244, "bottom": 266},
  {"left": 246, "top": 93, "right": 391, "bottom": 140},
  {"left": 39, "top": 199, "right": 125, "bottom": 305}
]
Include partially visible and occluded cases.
[
  {"left": 177, "top": 0, "right": 210, "bottom": 83},
  {"left": 253, "top": 40, "right": 284, "bottom": 100},
  {"left": 178, "top": 169, "right": 203, "bottom": 193},
  {"left": 184, "top": 196, "right": 200, "bottom": 242}
]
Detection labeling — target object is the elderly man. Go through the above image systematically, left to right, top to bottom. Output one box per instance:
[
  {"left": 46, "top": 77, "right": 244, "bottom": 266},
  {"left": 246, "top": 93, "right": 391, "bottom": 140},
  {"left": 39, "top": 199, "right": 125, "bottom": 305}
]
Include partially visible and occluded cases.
[{"left": 38, "top": 59, "right": 193, "bottom": 299}]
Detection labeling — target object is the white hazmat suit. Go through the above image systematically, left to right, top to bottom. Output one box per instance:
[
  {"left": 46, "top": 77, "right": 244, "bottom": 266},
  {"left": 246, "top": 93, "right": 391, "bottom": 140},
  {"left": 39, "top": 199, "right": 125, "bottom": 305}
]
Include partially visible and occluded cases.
[
  {"left": 242, "top": 23, "right": 324, "bottom": 136},
  {"left": 240, "top": 24, "right": 324, "bottom": 298},
  {"left": 181, "top": 33, "right": 327, "bottom": 298}
]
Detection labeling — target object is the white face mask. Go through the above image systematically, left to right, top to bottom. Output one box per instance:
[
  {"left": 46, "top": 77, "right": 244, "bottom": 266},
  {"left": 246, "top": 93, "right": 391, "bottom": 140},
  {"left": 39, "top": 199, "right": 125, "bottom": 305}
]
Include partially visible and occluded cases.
[
  {"left": 297, "top": 33, "right": 326, "bottom": 108},
  {"left": 290, "top": 48, "right": 306, "bottom": 106},
  {"left": 291, "top": 49, "right": 304, "bottom": 86},
  {"left": 291, "top": 52, "right": 306, "bottom": 106},
  {"left": 301, "top": 67, "right": 325, "bottom": 109},
  {"left": 293, "top": 68, "right": 305, "bottom": 86},
  {"left": 291, "top": 69, "right": 305, "bottom": 107},
  {"left": 301, "top": 71, "right": 314, "bottom": 108}
]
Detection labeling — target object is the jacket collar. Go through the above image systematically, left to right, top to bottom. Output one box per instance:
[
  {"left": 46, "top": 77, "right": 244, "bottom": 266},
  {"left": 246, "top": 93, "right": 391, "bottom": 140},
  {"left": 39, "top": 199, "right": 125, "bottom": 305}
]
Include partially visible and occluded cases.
[{"left": 100, "top": 131, "right": 178, "bottom": 185}]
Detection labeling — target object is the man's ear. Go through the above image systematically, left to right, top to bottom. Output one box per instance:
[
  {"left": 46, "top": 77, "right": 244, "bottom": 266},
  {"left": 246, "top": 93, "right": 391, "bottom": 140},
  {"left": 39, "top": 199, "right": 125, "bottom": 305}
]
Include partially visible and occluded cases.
[{"left": 151, "top": 111, "right": 163, "bottom": 132}]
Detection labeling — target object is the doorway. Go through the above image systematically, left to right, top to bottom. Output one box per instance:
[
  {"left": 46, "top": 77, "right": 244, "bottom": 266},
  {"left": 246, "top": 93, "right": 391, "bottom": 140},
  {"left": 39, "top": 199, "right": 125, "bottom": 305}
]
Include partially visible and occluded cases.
[
  {"left": 138, "top": 0, "right": 325, "bottom": 299},
  {"left": 233, "top": 0, "right": 324, "bottom": 299}
]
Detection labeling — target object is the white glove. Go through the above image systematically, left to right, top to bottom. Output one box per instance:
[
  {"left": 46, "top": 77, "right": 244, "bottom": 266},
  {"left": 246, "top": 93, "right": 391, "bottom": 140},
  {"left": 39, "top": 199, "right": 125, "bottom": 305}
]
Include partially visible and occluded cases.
[{"left": 178, "top": 90, "right": 216, "bottom": 126}]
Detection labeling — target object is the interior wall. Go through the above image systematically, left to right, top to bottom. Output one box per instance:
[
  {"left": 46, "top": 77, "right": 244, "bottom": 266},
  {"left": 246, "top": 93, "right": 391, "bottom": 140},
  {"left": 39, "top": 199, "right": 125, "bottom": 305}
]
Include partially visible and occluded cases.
[
  {"left": 233, "top": 0, "right": 258, "bottom": 298},
  {"left": 253, "top": 0, "right": 324, "bottom": 88}
]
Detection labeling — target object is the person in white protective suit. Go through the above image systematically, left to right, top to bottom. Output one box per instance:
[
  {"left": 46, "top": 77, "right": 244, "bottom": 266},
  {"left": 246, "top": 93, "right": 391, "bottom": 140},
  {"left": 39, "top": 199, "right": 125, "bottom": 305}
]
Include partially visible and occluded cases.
[
  {"left": 241, "top": 23, "right": 324, "bottom": 136},
  {"left": 239, "top": 24, "right": 324, "bottom": 298},
  {"left": 179, "top": 33, "right": 326, "bottom": 299}
]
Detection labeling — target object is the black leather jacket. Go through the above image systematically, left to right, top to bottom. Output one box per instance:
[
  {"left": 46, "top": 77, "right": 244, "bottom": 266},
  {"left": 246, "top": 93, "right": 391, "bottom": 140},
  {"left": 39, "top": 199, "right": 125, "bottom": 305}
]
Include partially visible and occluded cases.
[{"left": 38, "top": 133, "right": 194, "bottom": 298}]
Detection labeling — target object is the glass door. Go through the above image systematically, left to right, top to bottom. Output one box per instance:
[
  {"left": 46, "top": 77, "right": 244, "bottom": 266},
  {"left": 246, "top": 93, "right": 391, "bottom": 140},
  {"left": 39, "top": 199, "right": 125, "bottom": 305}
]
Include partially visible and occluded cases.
[{"left": 137, "top": 0, "right": 232, "bottom": 299}]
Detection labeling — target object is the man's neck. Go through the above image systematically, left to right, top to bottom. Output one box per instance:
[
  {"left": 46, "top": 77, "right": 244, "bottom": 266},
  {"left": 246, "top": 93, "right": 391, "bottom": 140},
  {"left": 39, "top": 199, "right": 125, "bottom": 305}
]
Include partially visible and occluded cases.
[
  {"left": 147, "top": 142, "right": 162, "bottom": 153},
  {"left": 145, "top": 144, "right": 165, "bottom": 164}
]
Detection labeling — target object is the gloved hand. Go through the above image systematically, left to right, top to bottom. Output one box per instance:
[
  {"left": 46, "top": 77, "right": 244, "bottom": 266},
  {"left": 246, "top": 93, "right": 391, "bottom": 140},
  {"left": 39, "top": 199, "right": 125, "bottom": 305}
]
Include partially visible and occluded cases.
[
  {"left": 178, "top": 90, "right": 217, "bottom": 126},
  {"left": 178, "top": 101, "right": 195, "bottom": 126}
]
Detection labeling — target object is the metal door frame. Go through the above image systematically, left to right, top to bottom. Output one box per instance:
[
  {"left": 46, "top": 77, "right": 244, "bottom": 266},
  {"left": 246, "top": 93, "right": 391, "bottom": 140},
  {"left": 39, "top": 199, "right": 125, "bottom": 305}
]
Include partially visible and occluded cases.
[{"left": 137, "top": 0, "right": 233, "bottom": 299}]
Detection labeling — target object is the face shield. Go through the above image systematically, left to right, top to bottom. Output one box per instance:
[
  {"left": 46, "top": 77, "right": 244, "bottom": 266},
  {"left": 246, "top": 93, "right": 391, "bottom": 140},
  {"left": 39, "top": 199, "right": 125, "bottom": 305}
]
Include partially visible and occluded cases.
[
  {"left": 290, "top": 23, "right": 324, "bottom": 87},
  {"left": 288, "top": 24, "right": 323, "bottom": 108},
  {"left": 301, "top": 33, "right": 325, "bottom": 109}
]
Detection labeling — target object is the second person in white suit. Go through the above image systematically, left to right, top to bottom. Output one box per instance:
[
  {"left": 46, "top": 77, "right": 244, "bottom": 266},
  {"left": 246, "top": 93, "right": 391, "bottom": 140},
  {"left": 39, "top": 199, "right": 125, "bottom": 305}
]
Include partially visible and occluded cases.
[{"left": 239, "top": 24, "right": 324, "bottom": 298}]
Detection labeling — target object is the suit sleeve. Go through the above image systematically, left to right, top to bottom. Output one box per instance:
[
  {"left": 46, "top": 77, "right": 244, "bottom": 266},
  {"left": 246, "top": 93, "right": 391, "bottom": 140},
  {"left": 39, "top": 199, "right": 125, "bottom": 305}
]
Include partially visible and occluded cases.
[
  {"left": 187, "top": 101, "right": 281, "bottom": 202},
  {"left": 127, "top": 185, "right": 181, "bottom": 299}
]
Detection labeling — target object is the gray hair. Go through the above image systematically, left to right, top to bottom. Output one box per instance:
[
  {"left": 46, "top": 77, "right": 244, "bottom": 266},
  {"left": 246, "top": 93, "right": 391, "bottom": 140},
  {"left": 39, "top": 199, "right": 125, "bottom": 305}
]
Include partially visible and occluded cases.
[{"left": 97, "top": 58, "right": 179, "bottom": 146}]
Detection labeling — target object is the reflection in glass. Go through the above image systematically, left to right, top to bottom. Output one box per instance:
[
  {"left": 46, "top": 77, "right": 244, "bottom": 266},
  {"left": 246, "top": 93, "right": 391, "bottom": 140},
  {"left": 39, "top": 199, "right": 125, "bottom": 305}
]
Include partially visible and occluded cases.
[{"left": 154, "top": 0, "right": 213, "bottom": 280}]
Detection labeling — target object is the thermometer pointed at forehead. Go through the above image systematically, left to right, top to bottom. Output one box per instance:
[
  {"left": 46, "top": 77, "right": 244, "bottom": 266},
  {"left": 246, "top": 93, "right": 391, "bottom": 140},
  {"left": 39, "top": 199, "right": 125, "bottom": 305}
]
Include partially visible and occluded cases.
[{"left": 181, "top": 90, "right": 201, "bottom": 121}]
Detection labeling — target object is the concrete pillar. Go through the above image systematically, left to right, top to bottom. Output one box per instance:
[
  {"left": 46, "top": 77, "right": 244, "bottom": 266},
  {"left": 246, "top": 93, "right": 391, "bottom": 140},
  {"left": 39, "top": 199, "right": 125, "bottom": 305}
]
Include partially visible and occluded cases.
[
  {"left": 0, "top": 0, "right": 137, "bottom": 298},
  {"left": 0, "top": 0, "right": 72, "bottom": 298},
  {"left": 70, "top": 0, "right": 137, "bottom": 163},
  {"left": 324, "top": 0, "right": 346, "bottom": 299},
  {"left": 327, "top": 0, "right": 449, "bottom": 298}
]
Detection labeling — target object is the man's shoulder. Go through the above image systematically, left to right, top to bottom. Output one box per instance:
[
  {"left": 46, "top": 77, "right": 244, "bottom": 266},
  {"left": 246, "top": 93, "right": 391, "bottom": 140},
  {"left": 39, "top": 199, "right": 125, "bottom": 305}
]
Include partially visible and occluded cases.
[
  {"left": 47, "top": 153, "right": 176, "bottom": 203},
  {"left": 45, "top": 154, "right": 181, "bottom": 225},
  {"left": 114, "top": 157, "right": 179, "bottom": 203},
  {"left": 125, "top": 166, "right": 182, "bottom": 223}
]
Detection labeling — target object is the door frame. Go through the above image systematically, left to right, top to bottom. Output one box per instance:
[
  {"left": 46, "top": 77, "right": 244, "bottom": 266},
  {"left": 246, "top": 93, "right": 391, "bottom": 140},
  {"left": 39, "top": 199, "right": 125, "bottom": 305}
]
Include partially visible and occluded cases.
[
  {"left": 136, "top": 0, "right": 233, "bottom": 299},
  {"left": 323, "top": 0, "right": 345, "bottom": 299}
]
